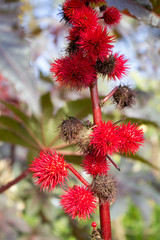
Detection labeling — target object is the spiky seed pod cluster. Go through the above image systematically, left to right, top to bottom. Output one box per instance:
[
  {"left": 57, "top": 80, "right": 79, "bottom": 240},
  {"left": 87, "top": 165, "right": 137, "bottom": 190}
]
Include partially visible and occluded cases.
[
  {"left": 50, "top": 0, "right": 129, "bottom": 90},
  {"left": 112, "top": 85, "right": 136, "bottom": 109},
  {"left": 91, "top": 174, "right": 117, "bottom": 204},
  {"left": 90, "top": 228, "right": 102, "bottom": 240}
]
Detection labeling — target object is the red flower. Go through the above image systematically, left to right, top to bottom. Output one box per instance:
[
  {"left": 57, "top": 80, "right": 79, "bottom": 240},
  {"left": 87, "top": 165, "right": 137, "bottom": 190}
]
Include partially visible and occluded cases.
[
  {"left": 62, "top": 0, "right": 84, "bottom": 21},
  {"left": 70, "top": 6, "right": 98, "bottom": 31},
  {"left": 102, "top": 7, "right": 121, "bottom": 26},
  {"left": 78, "top": 25, "right": 114, "bottom": 61},
  {"left": 50, "top": 51, "right": 96, "bottom": 90},
  {"left": 107, "top": 53, "right": 128, "bottom": 80},
  {"left": 90, "top": 121, "right": 120, "bottom": 156},
  {"left": 118, "top": 122, "right": 144, "bottom": 155},
  {"left": 29, "top": 150, "right": 68, "bottom": 191},
  {"left": 83, "top": 152, "right": 110, "bottom": 176},
  {"left": 60, "top": 185, "right": 97, "bottom": 220}
]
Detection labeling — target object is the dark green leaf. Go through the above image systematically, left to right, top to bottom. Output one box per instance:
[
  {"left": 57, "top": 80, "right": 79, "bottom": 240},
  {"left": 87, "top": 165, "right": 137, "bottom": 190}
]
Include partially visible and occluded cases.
[
  {"left": 55, "top": 98, "right": 92, "bottom": 123},
  {"left": 0, "top": 100, "right": 30, "bottom": 124},
  {"left": 0, "top": 115, "right": 38, "bottom": 145},
  {"left": 0, "top": 128, "right": 37, "bottom": 149},
  {"left": 64, "top": 155, "right": 82, "bottom": 165}
]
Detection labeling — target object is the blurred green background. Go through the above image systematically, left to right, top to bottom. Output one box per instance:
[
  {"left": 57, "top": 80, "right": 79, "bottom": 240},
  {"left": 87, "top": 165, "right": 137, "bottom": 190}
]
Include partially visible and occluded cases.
[{"left": 0, "top": 0, "right": 160, "bottom": 239}]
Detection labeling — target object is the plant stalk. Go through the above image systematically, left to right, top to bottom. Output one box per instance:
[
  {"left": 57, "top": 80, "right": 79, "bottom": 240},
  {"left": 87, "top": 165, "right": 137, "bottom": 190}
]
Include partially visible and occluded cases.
[
  {"left": 90, "top": 80, "right": 112, "bottom": 240},
  {"left": 67, "top": 163, "right": 89, "bottom": 187},
  {"left": 0, "top": 168, "right": 30, "bottom": 194},
  {"left": 100, "top": 202, "right": 112, "bottom": 240}
]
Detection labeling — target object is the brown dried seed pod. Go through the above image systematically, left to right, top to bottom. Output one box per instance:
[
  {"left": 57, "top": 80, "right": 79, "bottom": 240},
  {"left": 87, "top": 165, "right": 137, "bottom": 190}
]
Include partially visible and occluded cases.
[
  {"left": 99, "top": 5, "right": 107, "bottom": 12},
  {"left": 96, "top": 55, "right": 115, "bottom": 77},
  {"left": 112, "top": 85, "right": 136, "bottom": 109},
  {"left": 59, "top": 116, "right": 84, "bottom": 143},
  {"left": 76, "top": 127, "right": 93, "bottom": 153},
  {"left": 91, "top": 174, "right": 117, "bottom": 204},
  {"left": 90, "top": 228, "right": 102, "bottom": 240}
]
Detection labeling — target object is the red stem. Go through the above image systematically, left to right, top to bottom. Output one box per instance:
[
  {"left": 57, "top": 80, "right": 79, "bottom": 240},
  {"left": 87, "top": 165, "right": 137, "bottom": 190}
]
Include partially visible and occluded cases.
[
  {"left": 90, "top": 80, "right": 112, "bottom": 240},
  {"left": 90, "top": 80, "right": 102, "bottom": 125},
  {"left": 100, "top": 87, "right": 118, "bottom": 107},
  {"left": 107, "top": 154, "right": 120, "bottom": 171},
  {"left": 67, "top": 163, "right": 90, "bottom": 187},
  {"left": 0, "top": 168, "right": 30, "bottom": 194},
  {"left": 100, "top": 202, "right": 112, "bottom": 240}
]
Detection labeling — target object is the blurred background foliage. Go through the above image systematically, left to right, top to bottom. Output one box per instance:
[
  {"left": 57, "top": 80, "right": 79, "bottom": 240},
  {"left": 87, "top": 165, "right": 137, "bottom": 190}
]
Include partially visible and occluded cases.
[{"left": 0, "top": 0, "right": 160, "bottom": 239}]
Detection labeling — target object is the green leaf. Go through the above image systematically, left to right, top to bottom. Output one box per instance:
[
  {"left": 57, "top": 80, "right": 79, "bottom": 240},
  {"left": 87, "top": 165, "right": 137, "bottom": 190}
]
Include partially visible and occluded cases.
[
  {"left": 152, "top": 2, "right": 160, "bottom": 15},
  {"left": 40, "top": 92, "right": 54, "bottom": 121},
  {"left": 55, "top": 98, "right": 92, "bottom": 123},
  {"left": 0, "top": 100, "right": 30, "bottom": 124},
  {"left": 0, "top": 101, "right": 45, "bottom": 147},
  {"left": 102, "top": 113, "right": 160, "bottom": 129},
  {"left": 0, "top": 116, "right": 38, "bottom": 145},
  {"left": 123, "top": 117, "right": 160, "bottom": 129},
  {"left": 42, "top": 118, "right": 58, "bottom": 146},
  {"left": 0, "top": 128, "right": 37, "bottom": 149},
  {"left": 27, "top": 149, "right": 39, "bottom": 164},
  {"left": 64, "top": 155, "right": 82, "bottom": 165}
]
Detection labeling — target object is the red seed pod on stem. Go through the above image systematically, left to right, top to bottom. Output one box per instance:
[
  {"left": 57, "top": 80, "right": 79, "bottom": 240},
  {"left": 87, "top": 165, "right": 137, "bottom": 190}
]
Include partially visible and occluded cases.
[
  {"left": 29, "top": 150, "right": 68, "bottom": 191},
  {"left": 60, "top": 185, "right": 97, "bottom": 220}
]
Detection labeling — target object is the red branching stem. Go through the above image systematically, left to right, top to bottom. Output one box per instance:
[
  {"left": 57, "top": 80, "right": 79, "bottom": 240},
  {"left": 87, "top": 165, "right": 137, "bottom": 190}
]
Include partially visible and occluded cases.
[
  {"left": 90, "top": 80, "right": 112, "bottom": 240},
  {"left": 90, "top": 80, "right": 102, "bottom": 124},
  {"left": 100, "top": 87, "right": 118, "bottom": 107},
  {"left": 106, "top": 154, "right": 121, "bottom": 171},
  {"left": 67, "top": 163, "right": 90, "bottom": 187},
  {"left": 0, "top": 168, "right": 30, "bottom": 194},
  {"left": 100, "top": 201, "right": 112, "bottom": 240}
]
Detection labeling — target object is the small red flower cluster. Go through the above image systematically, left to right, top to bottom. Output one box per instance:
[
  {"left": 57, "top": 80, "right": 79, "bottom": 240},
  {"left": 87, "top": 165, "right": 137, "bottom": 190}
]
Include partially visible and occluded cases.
[{"left": 50, "top": 0, "right": 127, "bottom": 90}]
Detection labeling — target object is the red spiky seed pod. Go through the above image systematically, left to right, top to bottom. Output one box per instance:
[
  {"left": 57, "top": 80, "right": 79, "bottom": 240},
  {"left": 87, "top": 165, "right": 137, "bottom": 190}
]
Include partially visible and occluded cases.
[
  {"left": 62, "top": 0, "right": 84, "bottom": 22},
  {"left": 69, "top": 6, "right": 98, "bottom": 31},
  {"left": 102, "top": 7, "right": 121, "bottom": 26},
  {"left": 78, "top": 25, "right": 114, "bottom": 61},
  {"left": 50, "top": 51, "right": 96, "bottom": 90},
  {"left": 112, "top": 85, "right": 136, "bottom": 108},
  {"left": 90, "top": 121, "right": 120, "bottom": 156},
  {"left": 118, "top": 122, "right": 144, "bottom": 155},
  {"left": 29, "top": 150, "right": 68, "bottom": 192},
  {"left": 82, "top": 152, "right": 110, "bottom": 176},
  {"left": 91, "top": 174, "right": 117, "bottom": 204},
  {"left": 60, "top": 185, "right": 97, "bottom": 220}
]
